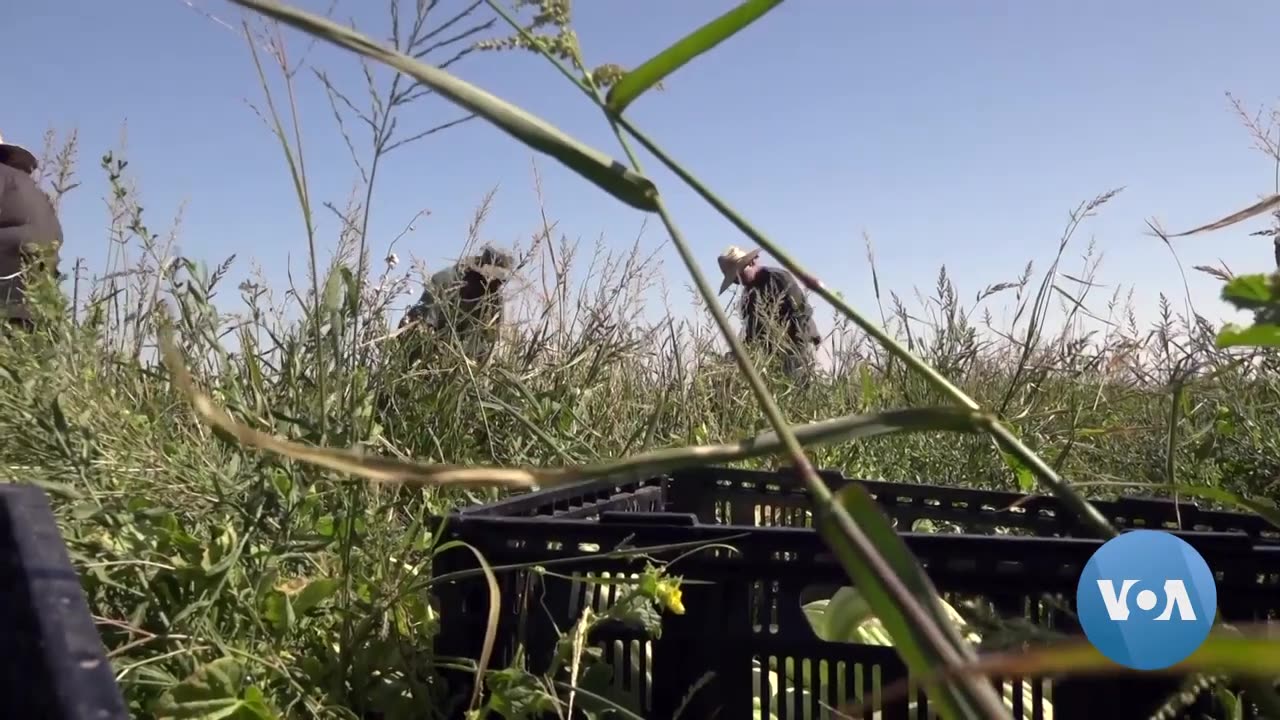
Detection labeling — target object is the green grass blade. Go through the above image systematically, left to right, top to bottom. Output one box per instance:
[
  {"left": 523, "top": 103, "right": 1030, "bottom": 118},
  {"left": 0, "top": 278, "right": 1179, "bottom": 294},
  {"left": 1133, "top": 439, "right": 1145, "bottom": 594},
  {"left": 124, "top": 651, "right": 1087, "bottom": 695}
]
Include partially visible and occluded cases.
[
  {"left": 228, "top": 0, "right": 659, "bottom": 212},
  {"left": 605, "top": 0, "right": 785, "bottom": 113},
  {"left": 1162, "top": 193, "right": 1280, "bottom": 238},
  {"left": 572, "top": 406, "right": 987, "bottom": 483},
  {"left": 1083, "top": 481, "right": 1280, "bottom": 532},
  {"left": 831, "top": 482, "right": 1000, "bottom": 717},
  {"left": 432, "top": 540, "right": 502, "bottom": 713},
  {"left": 848, "top": 629, "right": 1280, "bottom": 717},
  {"left": 973, "top": 633, "right": 1280, "bottom": 677}
]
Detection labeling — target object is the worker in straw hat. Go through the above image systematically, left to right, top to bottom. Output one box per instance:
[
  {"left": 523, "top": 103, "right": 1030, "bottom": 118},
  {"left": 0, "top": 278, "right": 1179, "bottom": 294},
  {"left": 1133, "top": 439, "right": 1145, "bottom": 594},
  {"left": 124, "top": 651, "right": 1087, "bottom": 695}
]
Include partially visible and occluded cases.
[
  {"left": 1, "top": 131, "right": 63, "bottom": 333},
  {"left": 399, "top": 245, "right": 516, "bottom": 364},
  {"left": 716, "top": 245, "right": 821, "bottom": 381}
]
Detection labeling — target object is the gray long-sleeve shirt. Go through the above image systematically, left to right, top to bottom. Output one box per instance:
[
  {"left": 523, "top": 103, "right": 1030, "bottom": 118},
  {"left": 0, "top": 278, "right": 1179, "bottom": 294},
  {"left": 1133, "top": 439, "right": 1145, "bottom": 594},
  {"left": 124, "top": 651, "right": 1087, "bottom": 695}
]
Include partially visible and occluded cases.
[{"left": 0, "top": 163, "right": 62, "bottom": 322}]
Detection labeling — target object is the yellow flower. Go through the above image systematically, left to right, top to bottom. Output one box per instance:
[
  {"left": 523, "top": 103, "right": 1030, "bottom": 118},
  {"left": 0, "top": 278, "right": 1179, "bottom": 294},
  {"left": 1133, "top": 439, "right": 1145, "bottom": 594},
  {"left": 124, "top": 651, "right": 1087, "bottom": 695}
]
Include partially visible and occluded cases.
[{"left": 656, "top": 581, "right": 685, "bottom": 615}]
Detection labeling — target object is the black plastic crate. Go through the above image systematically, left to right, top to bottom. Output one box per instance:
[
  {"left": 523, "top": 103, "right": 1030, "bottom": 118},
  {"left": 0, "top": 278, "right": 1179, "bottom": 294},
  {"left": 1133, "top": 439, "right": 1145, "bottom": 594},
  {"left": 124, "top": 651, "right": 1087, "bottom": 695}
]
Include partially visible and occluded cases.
[
  {"left": 433, "top": 467, "right": 1280, "bottom": 719},
  {"left": 0, "top": 484, "right": 129, "bottom": 720}
]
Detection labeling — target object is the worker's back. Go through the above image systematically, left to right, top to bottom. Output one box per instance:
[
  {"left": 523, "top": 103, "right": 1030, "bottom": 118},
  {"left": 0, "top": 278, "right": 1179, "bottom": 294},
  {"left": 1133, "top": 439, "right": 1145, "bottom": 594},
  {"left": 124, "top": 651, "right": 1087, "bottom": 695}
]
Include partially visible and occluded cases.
[{"left": 0, "top": 162, "right": 63, "bottom": 326}]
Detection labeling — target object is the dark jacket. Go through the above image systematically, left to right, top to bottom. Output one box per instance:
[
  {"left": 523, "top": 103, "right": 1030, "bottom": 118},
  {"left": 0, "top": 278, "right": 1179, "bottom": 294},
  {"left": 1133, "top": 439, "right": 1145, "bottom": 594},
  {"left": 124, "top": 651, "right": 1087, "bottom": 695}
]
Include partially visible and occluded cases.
[
  {"left": 0, "top": 163, "right": 62, "bottom": 322},
  {"left": 742, "top": 266, "right": 821, "bottom": 349}
]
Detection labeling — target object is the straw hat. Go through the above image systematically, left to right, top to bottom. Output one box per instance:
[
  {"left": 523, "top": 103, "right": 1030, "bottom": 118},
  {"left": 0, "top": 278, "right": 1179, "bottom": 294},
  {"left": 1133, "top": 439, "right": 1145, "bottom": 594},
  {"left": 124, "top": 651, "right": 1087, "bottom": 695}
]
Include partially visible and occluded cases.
[
  {"left": 0, "top": 132, "right": 38, "bottom": 173},
  {"left": 716, "top": 245, "right": 761, "bottom": 294}
]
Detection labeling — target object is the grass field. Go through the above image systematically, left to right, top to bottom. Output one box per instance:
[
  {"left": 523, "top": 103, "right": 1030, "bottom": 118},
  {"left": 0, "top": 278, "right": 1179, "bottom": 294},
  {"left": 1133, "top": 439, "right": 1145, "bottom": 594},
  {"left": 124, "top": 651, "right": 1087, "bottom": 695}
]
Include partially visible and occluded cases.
[
  {"left": 5, "top": 3, "right": 1280, "bottom": 719},
  {"left": 5, "top": 128, "right": 1277, "bottom": 719}
]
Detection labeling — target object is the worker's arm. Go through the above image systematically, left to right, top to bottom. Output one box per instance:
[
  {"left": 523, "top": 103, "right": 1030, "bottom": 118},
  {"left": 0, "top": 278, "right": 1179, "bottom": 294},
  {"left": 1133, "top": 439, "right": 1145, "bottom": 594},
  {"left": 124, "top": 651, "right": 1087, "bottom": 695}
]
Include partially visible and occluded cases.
[
  {"left": 401, "top": 268, "right": 454, "bottom": 331},
  {"left": 781, "top": 271, "right": 821, "bottom": 345},
  {"left": 741, "top": 290, "right": 762, "bottom": 342}
]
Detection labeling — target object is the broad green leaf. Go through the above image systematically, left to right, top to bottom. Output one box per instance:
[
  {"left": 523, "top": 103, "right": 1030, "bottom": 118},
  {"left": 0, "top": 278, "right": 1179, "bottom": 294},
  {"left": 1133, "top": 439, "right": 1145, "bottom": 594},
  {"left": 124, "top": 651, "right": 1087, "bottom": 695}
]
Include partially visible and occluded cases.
[
  {"left": 228, "top": 0, "right": 658, "bottom": 212},
  {"left": 605, "top": 0, "right": 785, "bottom": 113},
  {"left": 322, "top": 268, "right": 343, "bottom": 316},
  {"left": 1220, "top": 273, "right": 1280, "bottom": 310},
  {"left": 1217, "top": 322, "right": 1280, "bottom": 348},
  {"left": 991, "top": 422, "right": 1036, "bottom": 491},
  {"left": 999, "top": 446, "right": 1036, "bottom": 492},
  {"left": 831, "top": 482, "right": 1006, "bottom": 718},
  {"left": 292, "top": 577, "right": 342, "bottom": 615},
  {"left": 819, "top": 586, "right": 873, "bottom": 643},
  {"left": 262, "top": 592, "right": 295, "bottom": 634},
  {"left": 610, "top": 596, "right": 665, "bottom": 638},
  {"left": 152, "top": 657, "right": 275, "bottom": 720},
  {"left": 483, "top": 666, "right": 559, "bottom": 719},
  {"left": 1215, "top": 688, "right": 1246, "bottom": 720}
]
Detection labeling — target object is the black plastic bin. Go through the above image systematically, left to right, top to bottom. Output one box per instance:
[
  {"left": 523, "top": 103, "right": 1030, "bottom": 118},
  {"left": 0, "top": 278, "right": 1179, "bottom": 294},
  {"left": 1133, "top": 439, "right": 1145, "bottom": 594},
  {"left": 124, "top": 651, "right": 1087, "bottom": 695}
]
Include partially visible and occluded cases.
[
  {"left": 433, "top": 466, "right": 1280, "bottom": 719},
  {"left": 0, "top": 484, "right": 129, "bottom": 720}
]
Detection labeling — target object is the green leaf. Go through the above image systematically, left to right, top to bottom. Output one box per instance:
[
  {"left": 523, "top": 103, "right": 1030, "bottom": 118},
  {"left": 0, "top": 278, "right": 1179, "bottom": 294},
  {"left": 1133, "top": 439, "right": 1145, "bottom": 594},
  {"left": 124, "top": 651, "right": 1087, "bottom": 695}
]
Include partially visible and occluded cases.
[
  {"left": 228, "top": 0, "right": 658, "bottom": 212},
  {"left": 606, "top": 0, "right": 785, "bottom": 113},
  {"left": 340, "top": 264, "right": 359, "bottom": 314},
  {"left": 322, "top": 268, "right": 344, "bottom": 316},
  {"left": 1220, "top": 273, "right": 1279, "bottom": 310},
  {"left": 1216, "top": 322, "right": 1280, "bottom": 348},
  {"left": 989, "top": 422, "right": 1036, "bottom": 491},
  {"left": 999, "top": 446, "right": 1036, "bottom": 492},
  {"left": 832, "top": 482, "right": 1004, "bottom": 718},
  {"left": 292, "top": 577, "right": 341, "bottom": 615},
  {"left": 819, "top": 586, "right": 874, "bottom": 644},
  {"left": 262, "top": 592, "right": 295, "bottom": 634},
  {"left": 611, "top": 596, "right": 664, "bottom": 638},
  {"left": 852, "top": 629, "right": 1280, "bottom": 717},
  {"left": 957, "top": 632, "right": 1280, "bottom": 678},
  {"left": 152, "top": 657, "right": 271, "bottom": 720},
  {"left": 484, "top": 666, "right": 559, "bottom": 718}
]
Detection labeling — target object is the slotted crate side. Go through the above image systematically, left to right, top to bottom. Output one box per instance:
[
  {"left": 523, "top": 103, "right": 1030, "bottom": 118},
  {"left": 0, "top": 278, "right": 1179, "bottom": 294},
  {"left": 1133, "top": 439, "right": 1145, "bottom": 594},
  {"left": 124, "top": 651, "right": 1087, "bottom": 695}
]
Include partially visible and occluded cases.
[
  {"left": 456, "top": 466, "right": 1280, "bottom": 544},
  {"left": 671, "top": 466, "right": 1280, "bottom": 541},
  {"left": 455, "top": 476, "right": 669, "bottom": 518},
  {"left": 0, "top": 485, "right": 129, "bottom": 720},
  {"left": 432, "top": 513, "right": 734, "bottom": 718},
  {"left": 433, "top": 516, "right": 1280, "bottom": 720},
  {"left": 716, "top": 529, "right": 1278, "bottom": 720}
]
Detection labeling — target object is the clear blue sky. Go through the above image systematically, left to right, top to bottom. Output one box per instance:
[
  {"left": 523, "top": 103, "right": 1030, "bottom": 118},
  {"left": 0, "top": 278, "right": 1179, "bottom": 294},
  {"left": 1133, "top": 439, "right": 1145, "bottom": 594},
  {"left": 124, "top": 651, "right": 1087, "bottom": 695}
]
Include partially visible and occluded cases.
[{"left": 7, "top": 0, "right": 1279, "bottom": 337}]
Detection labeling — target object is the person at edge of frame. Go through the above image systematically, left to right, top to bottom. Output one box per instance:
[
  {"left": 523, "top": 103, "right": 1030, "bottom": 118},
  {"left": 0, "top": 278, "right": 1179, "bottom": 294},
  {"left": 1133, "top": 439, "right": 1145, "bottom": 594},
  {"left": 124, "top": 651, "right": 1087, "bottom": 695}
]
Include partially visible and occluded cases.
[{"left": 0, "top": 131, "right": 63, "bottom": 335}]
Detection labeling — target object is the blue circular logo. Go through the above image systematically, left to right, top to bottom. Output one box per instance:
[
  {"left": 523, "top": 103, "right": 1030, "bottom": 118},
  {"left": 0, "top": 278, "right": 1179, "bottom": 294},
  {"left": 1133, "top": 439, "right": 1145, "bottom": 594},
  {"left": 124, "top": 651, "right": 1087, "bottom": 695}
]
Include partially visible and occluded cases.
[{"left": 1076, "top": 530, "right": 1217, "bottom": 670}]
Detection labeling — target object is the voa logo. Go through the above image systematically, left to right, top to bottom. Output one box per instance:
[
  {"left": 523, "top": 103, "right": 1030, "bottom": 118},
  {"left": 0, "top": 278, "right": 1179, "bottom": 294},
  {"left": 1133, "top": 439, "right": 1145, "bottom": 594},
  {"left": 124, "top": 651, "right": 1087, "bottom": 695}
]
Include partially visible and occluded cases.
[
  {"left": 1076, "top": 530, "right": 1218, "bottom": 670},
  {"left": 1096, "top": 578, "right": 1197, "bottom": 621}
]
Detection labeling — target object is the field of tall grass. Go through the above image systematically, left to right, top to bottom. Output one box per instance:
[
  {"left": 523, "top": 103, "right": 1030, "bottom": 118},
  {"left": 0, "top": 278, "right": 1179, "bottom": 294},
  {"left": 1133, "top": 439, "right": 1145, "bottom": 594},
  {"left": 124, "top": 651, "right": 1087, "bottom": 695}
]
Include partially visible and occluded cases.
[{"left": 5, "top": 1, "right": 1280, "bottom": 718}]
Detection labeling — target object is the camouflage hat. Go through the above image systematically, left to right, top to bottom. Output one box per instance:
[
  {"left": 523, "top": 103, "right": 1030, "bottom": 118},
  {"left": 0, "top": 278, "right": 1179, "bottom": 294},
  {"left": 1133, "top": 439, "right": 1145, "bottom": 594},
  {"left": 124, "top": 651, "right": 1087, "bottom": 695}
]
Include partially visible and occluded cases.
[{"left": 464, "top": 246, "right": 515, "bottom": 281}]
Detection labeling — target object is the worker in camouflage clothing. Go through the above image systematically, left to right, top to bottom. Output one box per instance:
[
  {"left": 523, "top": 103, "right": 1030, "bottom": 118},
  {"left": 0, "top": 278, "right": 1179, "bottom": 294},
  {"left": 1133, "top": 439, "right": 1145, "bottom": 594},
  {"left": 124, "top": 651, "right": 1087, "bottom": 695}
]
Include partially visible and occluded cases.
[{"left": 399, "top": 245, "right": 514, "bottom": 364}]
